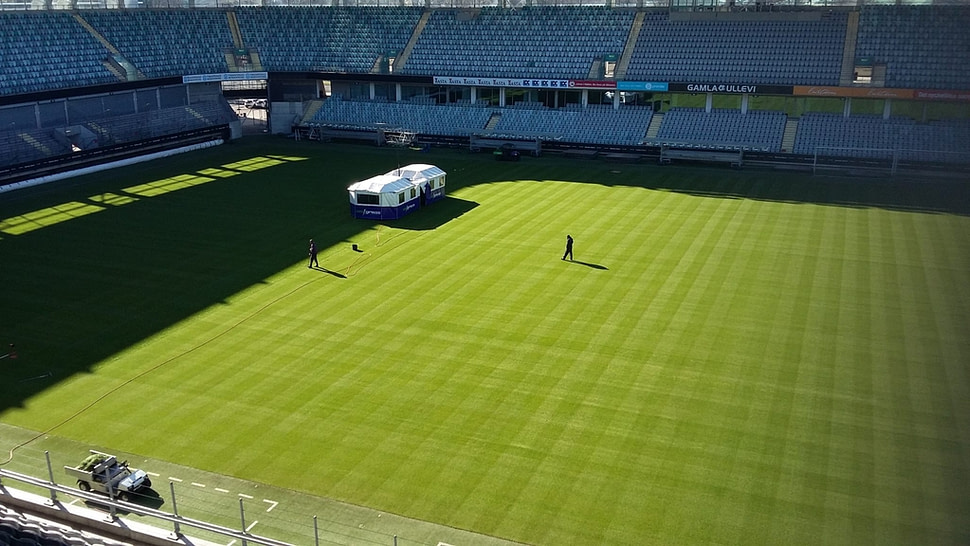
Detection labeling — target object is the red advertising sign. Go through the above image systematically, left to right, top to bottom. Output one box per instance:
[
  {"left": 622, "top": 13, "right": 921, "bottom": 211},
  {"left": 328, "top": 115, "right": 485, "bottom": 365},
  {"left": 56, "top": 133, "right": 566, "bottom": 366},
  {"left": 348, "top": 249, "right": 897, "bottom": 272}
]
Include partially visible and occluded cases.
[
  {"left": 568, "top": 80, "right": 616, "bottom": 89},
  {"left": 914, "top": 89, "right": 970, "bottom": 102}
]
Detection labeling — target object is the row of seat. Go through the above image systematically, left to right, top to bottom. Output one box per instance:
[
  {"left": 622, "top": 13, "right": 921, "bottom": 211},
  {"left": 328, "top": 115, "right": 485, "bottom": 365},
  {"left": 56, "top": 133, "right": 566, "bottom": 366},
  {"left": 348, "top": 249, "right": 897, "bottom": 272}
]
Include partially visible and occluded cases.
[
  {"left": 856, "top": 5, "right": 970, "bottom": 89},
  {"left": 0, "top": 6, "right": 968, "bottom": 96},
  {"left": 235, "top": 6, "right": 421, "bottom": 75},
  {"left": 403, "top": 8, "right": 632, "bottom": 80},
  {"left": 80, "top": 10, "right": 234, "bottom": 79},
  {"left": 0, "top": 11, "right": 117, "bottom": 95},
  {"left": 626, "top": 13, "right": 846, "bottom": 85},
  {"left": 312, "top": 98, "right": 970, "bottom": 163},
  {"left": 0, "top": 100, "right": 234, "bottom": 167},
  {"left": 654, "top": 107, "right": 787, "bottom": 151},
  {"left": 793, "top": 112, "right": 970, "bottom": 163},
  {"left": 0, "top": 503, "right": 128, "bottom": 546}
]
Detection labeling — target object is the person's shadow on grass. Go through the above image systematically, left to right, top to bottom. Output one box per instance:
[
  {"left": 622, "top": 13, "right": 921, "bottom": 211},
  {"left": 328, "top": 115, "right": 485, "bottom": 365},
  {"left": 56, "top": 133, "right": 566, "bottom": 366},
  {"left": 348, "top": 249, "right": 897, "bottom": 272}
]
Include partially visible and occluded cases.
[
  {"left": 567, "top": 260, "right": 608, "bottom": 270},
  {"left": 311, "top": 266, "right": 347, "bottom": 278}
]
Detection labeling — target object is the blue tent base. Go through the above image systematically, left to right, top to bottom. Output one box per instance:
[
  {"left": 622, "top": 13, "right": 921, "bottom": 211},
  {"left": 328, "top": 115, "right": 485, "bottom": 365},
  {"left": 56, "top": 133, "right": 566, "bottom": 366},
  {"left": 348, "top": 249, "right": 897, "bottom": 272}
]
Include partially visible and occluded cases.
[
  {"left": 425, "top": 188, "right": 445, "bottom": 204},
  {"left": 351, "top": 200, "right": 419, "bottom": 220}
]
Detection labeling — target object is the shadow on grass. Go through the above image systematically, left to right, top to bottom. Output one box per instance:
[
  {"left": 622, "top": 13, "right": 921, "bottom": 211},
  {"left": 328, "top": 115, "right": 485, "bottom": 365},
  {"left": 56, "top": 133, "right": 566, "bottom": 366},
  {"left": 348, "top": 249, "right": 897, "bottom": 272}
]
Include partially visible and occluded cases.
[
  {"left": 0, "top": 138, "right": 966, "bottom": 419},
  {"left": 0, "top": 140, "right": 486, "bottom": 415},
  {"left": 453, "top": 146, "right": 970, "bottom": 216},
  {"left": 595, "top": 163, "right": 970, "bottom": 216},
  {"left": 386, "top": 195, "right": 479, "bottom": 231},
  {"left": 568, "top": 260, "right": 608, "bottom": 270},
  {"left": 311, "top": 266, "right": 346, "bottom": 278}
]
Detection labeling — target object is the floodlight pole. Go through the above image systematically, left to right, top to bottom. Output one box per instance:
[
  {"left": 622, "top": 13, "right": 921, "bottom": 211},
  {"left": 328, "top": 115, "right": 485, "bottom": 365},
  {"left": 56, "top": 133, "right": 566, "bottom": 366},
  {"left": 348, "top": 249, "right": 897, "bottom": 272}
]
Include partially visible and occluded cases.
[{"left": 313, "top": 515, "right": 319, "bottom": 546}]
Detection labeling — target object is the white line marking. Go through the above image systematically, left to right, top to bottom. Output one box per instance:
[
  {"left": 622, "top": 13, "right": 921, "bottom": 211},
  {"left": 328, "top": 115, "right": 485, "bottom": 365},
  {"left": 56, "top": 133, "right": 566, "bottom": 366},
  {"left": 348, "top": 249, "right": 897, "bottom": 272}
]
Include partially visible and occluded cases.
[
  {"left": 146, "top": 471, "right": 160, "bottom": 477},
  {"left": 169, "top": 477, "right": 182, "bottom": 482},
  {"left": 191, "top": 482, "right": 206, "bottom": 488},
  {"left": 215, "top": 488, "right": 230, "bottom": 493},
  {"left": 238, "top": 493, "right": 253, "bottom": 499},
  {"left": 68, "top": 499, "right": 80, "bottom": 506},
  {"left": 262, "top": 499, "right": 278, "bottom": 512},
  {"left": 245, "top": 520, "right": 258, "bottom": 532},
  {"left": 227, "top": 541, "right": 236, "bottom": 546}
]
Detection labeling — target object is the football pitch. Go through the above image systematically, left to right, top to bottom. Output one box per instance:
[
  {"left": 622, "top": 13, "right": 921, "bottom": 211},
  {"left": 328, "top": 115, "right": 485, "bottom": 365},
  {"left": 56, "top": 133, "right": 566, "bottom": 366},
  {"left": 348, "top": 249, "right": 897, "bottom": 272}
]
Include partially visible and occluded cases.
[{"left": 1, "top": 137, "right": 969, "bottom": 545}]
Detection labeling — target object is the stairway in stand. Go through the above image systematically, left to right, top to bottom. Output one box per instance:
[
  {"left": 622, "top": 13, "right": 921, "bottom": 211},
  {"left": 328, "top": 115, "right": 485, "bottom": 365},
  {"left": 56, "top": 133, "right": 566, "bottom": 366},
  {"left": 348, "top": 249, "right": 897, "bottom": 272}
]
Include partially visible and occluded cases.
[
  {"left": 394, "top": 10, "right": 432, "bottom": 71},
  {"left": 484, "top": 112, "right": 502, "bottom": 131},
  {"left": 644, "top": 112, "right": 664, "bottom": 141},
  {"left": 781, "top": 119, "right": 799, "bottom": 153}
]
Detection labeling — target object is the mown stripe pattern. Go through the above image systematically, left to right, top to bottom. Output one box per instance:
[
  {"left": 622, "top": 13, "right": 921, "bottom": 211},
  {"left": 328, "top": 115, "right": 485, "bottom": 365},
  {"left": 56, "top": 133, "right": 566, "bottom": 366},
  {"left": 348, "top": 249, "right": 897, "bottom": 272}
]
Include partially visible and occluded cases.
[{"left": 2, "top": 142, "right": 968, "bottom": 545}]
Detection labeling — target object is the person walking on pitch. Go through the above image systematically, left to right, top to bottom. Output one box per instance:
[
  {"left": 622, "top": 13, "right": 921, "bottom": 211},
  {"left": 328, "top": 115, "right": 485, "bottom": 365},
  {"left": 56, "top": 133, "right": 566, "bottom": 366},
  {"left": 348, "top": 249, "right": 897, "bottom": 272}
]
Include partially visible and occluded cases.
[
  {"left": 562, "top": 234, "right": 573, "bottom": 261},
  {"left": 308, "top": 238, "right": 319, "bottom": 268}
]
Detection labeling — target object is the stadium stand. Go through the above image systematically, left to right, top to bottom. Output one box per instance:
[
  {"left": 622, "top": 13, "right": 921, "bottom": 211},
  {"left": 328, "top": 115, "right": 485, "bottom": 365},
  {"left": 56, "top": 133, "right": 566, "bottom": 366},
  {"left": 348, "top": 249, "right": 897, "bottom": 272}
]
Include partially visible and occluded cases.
[
  {"left": 0, "top": 4, "right": 968, "bottom": 173},
  {"left": 855, "top": 5, "right": 970, "bottom": 90},
  {"left": 234, "top": 7, "right": 422, "bottom": 73},
  {"left": 401, "top": 7, "right": 635, "bottom": 79},
  {"left": 80, "top": 10, "right": 234, "bottom": 79},
  {"left": 625, "top": 11, "right": 847, "bottom": 85},
  {"left": 0, "top": 12, "right": 116, "bottom": 96},
  {"left": 309, "top": 96, "right": 492, "bottom": 135},
  {"left": 310, "top": 97, "right": 653, "bottom": 146},
  {"left": 0, "top": 99, "right": 235, "bottom": 169},
  {"left": 82, "top": 102, "right": 236, "bottom": 147},
  {"left": 492, "top": 103, "right": 654, "bottom": 145},
  {"left": 653, "top": 107, "right": 787, "bottom": 152},
  {"left": 793, "top": 112, "right": 970, "bottom": 163},
  {"left": 0, "top": 127, "right": 69, "bottom": 168},
  {"left": 0, "top": 502, "right": 130, "bottom": 546}
]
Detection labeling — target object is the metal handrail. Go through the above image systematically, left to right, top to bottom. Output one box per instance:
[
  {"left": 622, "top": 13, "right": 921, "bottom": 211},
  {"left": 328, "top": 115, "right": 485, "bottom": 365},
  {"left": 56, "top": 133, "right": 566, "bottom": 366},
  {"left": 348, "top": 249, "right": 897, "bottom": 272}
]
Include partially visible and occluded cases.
[{"left": 0, "top": 467, "right": 292, "bottom": 546}]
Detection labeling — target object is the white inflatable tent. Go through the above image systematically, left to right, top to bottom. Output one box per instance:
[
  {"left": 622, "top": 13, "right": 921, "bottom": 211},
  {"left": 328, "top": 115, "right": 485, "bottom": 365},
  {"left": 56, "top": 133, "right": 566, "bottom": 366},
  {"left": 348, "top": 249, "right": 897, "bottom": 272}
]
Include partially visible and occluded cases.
[
  {"left": 348, "top": 164, "right": 447, "bottom": 219},
  {"left": 388, "top": 164, "right": 447, "bottom": 206},
  {"left": 347, "top": 173, "right": 421, "bottom": 220}
]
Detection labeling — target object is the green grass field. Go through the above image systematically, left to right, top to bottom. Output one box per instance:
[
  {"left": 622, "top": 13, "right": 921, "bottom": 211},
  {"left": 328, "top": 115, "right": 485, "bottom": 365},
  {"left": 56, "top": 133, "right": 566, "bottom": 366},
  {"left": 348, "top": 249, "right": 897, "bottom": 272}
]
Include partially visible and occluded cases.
[{"left": 1, "top": 137, "right": 969, "bottom": 545}]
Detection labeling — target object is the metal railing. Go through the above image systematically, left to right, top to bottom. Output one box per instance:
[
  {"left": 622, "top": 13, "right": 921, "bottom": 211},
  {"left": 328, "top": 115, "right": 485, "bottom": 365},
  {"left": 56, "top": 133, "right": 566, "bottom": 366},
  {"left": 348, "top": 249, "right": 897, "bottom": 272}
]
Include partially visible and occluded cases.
[
  {"left": 0, "top": 441, "right": 434, "bottom": 546},
  {"left": 0, "top": 460, "right": 292, "bottom": 546}
]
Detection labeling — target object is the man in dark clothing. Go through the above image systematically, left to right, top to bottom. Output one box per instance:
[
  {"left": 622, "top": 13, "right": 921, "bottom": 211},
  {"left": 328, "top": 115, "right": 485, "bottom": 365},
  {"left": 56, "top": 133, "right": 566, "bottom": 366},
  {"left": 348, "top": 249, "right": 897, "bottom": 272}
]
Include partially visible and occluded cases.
[
  {"left": 562, "top": 234, "right": 573, "bottom": 261},
  {"left": 308, "top": 239, "right": 319, "bottom": 268}
]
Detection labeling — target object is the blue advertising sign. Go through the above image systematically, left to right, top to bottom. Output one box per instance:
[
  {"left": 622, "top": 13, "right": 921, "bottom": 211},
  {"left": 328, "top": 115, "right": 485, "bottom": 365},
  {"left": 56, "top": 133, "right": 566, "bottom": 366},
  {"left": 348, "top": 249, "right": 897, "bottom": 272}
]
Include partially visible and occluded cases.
[{"left": 616, "top": 81, "right": 669, "bottom": 92}]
